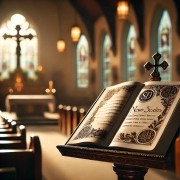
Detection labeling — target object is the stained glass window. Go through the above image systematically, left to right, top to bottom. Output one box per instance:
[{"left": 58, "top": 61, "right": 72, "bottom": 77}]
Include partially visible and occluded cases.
[
  {"left": 158, "top": 10, "right": 171, "bottom": 81},
  {"left": 0, "top": 14, "right": 38, "bottom": 80},
  {"left": 127, "top": 25, "right": 136, "bottom": 81},
  {"left": 103, "top": 34, "right": 111, "bottom": 88},
  {"left": 77, "top": 35, "right": 89, "bottom": 88}
]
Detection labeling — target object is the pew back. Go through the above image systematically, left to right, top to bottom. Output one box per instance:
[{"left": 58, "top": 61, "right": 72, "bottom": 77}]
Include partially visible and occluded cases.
[
  {"left": 58, "top": 104, "right": 86, "bottom": 136},
  {"left": 0, "top": 135, "right": 42, "bottom": 180}
]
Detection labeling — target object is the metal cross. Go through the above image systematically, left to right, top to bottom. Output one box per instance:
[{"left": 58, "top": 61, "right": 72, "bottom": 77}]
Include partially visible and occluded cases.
[
  {"left": 3, "top": 25, "right": 34, "bottom": 69},
  {"left": 144, "top": 52, "right": 168, "bottom": 81}
]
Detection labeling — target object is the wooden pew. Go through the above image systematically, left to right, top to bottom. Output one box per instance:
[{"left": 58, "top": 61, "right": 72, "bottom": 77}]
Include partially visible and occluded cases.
[
  {"left": 58, "top": 104, "right": 64, "bottom": 132},
  {"left": 58, "top": 104, "right": 86, "bottom": 136},
  {"left": 61, "top": 105, "right": 67, "bottom": 135},
  {"left": 66, "top": 106, "right": 72, "bottom": 136},
  {"left": 72, "top": 106, "right": 78, "bottom": 133},
  {"left": 78, "top": 108, "right": 86, "bottom": 123},
  {"left": 0, "top": 117, "right": 11, "bottom": 128},
  {"left": 0, "top": 119, "right": 10, "bottom": 128},
  {"left": 0, "top": 120, "right": 6, "bottom": 125},
  {"left": 0, "top": 121, "right": 17, "bottom": 134},
  {"left": 0, "top": 124, "right": 9, "bottom": 129},
  {"left": 0, "top": 125, "right": 26, "bottom": 141},
  {"left": 0, "top": 125, "right": 26, "bottom": 149},
  {"left": 0, "top": 134, "right": 42, "bottom": 180},
  {"left": 0, "top": 139, "right": 26, "bottom": 149},
  {"left": 0, "top": 167, "right": 16, "bottom": 180}
]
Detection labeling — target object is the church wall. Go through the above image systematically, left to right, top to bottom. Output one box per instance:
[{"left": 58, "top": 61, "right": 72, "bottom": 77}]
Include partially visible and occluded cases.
[
  {"left": 0, "top": 0, "right": 180, "bottom": 111},
  {"left": 0, "top": 0, "right": 97, "bottom": 110},
  {"left": 0, "top": 0, "right": 60, "bottom": 82},
  {"left": 144, "top": 0, "right": 180, "bottom": 81},
  {"left": 57, "top": 1, "right": 97, "bottom": 108},
  {"left": 116, "top": 3, "right": 148, "bottom": 83},
  {"left": 94, "top": 16, "right": 111, "bottom": 94}
]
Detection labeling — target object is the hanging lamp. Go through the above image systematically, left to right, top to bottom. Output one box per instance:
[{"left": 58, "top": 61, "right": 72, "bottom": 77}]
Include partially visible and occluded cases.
[
  {"left": 117, "top": 0, "right": 129, "bottom": 19},
  {"left": 57, "top": 1, "right": 66, "bottom": 52},
  {"left": 71, "top": 9, "right": 81, "bottom": 42},
  {"left": 71, "top": 24, "right": 81, "bottom": 42},
  {"left": 57, "top": 39, "right": 65, "bottom": 52}
]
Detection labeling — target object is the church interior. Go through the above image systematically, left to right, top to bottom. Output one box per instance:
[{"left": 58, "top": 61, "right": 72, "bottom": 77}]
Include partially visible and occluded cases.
[{"left": 0, "top": 0, "right": 180, "bottom": 179}]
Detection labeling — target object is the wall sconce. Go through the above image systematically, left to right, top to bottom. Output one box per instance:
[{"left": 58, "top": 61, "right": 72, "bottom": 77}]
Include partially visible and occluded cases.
[
  {"left": 117, "top": 0, "right": 129, "bottom": 19},
  {"left": 57, "top": 39, "right": 65, "bottom": 52}
]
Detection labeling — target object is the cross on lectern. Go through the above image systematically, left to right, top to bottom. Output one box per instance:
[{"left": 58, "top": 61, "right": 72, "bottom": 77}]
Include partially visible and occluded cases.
[
  {"left": 3, "top": 25, "right": 34, "bottom": 69},
  {"left": 144, "top": 52, "right": 168, "bottom": 81}
]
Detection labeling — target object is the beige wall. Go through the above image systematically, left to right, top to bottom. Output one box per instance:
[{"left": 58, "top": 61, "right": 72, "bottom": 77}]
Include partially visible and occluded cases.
[{"left": 0, "top": 0, "right": 180, "bottom": 110}]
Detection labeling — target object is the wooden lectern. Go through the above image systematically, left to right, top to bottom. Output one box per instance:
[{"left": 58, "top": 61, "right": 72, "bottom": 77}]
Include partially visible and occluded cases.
[
  {"left": 56, "top": 53, "right": 180, "bottom": 179},
  {"left": 57, "top": 143, "right": 176, "bottom": 180}
]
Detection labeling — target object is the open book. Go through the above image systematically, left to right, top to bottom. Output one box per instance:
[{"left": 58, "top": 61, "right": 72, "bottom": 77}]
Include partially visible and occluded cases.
[{"left": 66, "top": 81, "right": 180, "bottom": 155}]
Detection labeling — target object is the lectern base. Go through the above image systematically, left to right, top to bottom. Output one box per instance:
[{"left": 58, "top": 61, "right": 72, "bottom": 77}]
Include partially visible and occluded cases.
[{"left": 113, "top": 164, "right": 148, "bottom": 180}]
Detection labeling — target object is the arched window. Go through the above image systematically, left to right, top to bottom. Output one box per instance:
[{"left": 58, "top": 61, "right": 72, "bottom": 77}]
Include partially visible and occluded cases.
[
  {"left": 158, "top": 10, "right": 171, "bottom": 81},
  {"left": 0, "top": 14, "right": 38, "bottom": 80},
  {"left": 127, "top": 25, "right": 136, "bottom": 81},
  {"left": 76, "top": 34, "right": 89, "bottom": 88},
  {"left": 103, "top": 34, "right": 111, "bottom": 88}
]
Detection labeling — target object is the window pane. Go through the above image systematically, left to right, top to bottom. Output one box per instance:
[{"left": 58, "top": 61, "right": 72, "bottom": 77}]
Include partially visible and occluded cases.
[
  {"left": 158, "top": 10, "right": 171, "bottom": 81},
  {"left": 0, "top": 14, "right": 38, "bottom": 80},
  {"left": 127, "top": 25, "right": 136, "bottom": 81},
  {"left": 77, "top": 35, "right": 89, "bottom": 88},
  {"left": 103, "top": 35, "right": 111, "bottom": 88}
]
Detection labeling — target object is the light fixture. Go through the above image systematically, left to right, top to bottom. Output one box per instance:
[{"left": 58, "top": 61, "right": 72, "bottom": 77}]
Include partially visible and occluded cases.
[
  {"left": 117, "top": 0, "right": 129, "bottom": 19},
  {"left": 56, "top": 1, "right": 66, "bottom": 52},
  {"left": 71, "top": 9, "right": 81, "bottom": 42},
  {"left": 71, "top": 24, "right": 81, "bottom": 42},
  {"left": 57, "top": 39, "right": 65, "bottom": 52}
]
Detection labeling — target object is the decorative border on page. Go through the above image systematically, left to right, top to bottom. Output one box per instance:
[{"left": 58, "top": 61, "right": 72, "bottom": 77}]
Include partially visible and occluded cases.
[
  {"left": 74, "top": 85, "right": 137, "bottom": 140},
  {"left": 114, "top": 85, "right": 180, "bottom": 145}
]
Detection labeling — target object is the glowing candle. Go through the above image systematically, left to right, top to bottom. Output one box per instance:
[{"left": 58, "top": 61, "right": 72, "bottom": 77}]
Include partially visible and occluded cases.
[{"left": 49, "top": 80, "right": 53, "bottom": 90}]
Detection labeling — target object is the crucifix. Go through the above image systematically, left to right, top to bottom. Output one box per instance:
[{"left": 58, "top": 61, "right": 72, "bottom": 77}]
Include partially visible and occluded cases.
[
  {"left": 3, "top": 25, "right": 34, "bottom": 69},
  {"left": 144, "top": 52, "right": 169, "bottom": 81}
]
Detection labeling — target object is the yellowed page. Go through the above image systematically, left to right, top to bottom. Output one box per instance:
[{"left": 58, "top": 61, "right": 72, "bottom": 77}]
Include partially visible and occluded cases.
[
  {"left": 67, "top": 81, "right": 143, "bottom": 146},
  {"left": 110, "top": 81, "right": 180, "bottom": 151}
]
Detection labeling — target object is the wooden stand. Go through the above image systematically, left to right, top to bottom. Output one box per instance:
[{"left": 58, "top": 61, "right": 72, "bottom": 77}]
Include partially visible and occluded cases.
[
  {"left": 57, "top": 53, "right": 178, "bottom": 179},
  {"left": 57, "top": 145, "right": 175, "bottom": 180},
  {"left": 113, "top": 164, "right": 148, "bottom": 180}
]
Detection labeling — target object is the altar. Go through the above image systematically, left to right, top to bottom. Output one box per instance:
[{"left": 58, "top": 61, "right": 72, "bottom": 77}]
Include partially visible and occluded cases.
[{"left": 5, "top": 95, "right": 55, "bottom": 116}]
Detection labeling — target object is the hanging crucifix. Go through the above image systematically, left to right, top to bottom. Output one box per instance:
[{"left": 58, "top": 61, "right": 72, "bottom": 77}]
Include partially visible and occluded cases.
[{"left": 3, "top": 25, "right": 34, "bottom": 69}]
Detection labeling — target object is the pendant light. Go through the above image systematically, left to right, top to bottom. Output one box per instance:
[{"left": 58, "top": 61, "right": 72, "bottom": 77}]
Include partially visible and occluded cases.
[
  {"left": 117, "top": 0, "right": 129, "bottom": 19},
  {"left": 57, "top": 1, "right": 65, "bottom": 52},
  {"left": 71, "top": 9, "right": 81, "bottom": 42},
  {"left": 57, "top": 39, "right": 65, "bottom": 52}
]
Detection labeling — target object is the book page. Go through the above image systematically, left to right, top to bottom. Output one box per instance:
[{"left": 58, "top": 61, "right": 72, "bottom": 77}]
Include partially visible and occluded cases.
[
  {"left": 67, "top": 81, "right": 143, "bottom": 146},
  {"left": 110, "top": 81, "right": 180, "bottom": 151}
]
